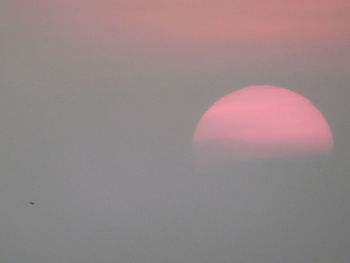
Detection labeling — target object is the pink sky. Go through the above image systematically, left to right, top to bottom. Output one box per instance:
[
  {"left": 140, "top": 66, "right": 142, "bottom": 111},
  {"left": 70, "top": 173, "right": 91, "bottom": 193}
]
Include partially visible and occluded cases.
[{"left": 16, "top": 0, "right": 349, "bottom": 50}]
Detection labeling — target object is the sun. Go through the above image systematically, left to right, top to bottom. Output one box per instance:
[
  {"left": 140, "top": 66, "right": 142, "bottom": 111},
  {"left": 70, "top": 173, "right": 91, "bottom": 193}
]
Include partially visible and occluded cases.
[{"left": 193, "top": 85, "right": 334, "bottom": 166}]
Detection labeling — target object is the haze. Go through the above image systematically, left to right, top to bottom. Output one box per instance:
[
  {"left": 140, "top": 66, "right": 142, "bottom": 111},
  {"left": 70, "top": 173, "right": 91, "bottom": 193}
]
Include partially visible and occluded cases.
[{"left": 1, "top": 0, "right": 350, "bottom": 262}]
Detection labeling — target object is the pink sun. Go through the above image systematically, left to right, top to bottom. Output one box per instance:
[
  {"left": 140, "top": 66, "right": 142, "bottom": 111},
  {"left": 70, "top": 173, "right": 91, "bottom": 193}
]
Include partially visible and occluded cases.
[{"left": 193, "top": 85, "right": 334, "bottom": 165}]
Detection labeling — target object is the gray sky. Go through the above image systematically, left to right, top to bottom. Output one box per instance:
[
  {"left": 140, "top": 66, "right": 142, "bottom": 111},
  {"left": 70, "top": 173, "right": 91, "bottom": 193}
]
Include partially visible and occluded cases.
[{"left": 1, "top": 0, "right": 350, "bottom": 262}]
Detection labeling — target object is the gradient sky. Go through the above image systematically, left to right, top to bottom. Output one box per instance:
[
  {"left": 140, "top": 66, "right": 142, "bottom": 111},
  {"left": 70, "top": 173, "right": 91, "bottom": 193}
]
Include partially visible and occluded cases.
[{"left": 1, "top": 1, "right": 350, "bottom": 262}]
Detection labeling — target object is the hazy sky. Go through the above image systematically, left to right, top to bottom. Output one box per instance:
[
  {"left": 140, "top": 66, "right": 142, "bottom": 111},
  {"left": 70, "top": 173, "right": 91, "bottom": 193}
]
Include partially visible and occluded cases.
[{"left": 1, "top": 1, "right": 350, "bottom": 262}]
